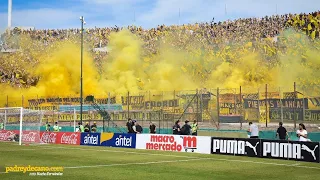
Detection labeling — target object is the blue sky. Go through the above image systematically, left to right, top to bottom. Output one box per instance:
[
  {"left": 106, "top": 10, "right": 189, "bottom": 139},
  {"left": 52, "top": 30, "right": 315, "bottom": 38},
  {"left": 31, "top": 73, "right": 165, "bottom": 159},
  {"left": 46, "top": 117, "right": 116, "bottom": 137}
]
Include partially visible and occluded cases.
[{"left": 0, "top": 0, "right": 319, "bottom": 31}]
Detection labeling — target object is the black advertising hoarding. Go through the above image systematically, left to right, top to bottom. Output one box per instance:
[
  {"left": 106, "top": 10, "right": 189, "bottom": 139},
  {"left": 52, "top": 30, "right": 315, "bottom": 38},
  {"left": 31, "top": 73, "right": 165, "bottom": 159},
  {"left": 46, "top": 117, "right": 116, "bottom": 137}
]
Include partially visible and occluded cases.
[
  {"left": 211, "top": 137, "right": 320, "bottom": 163},
  {"left": 211, "top": 138, "right": 260, "bottom": 157},
  {"left": 260, "top": 139, "right": 319, "bottom": 163}
]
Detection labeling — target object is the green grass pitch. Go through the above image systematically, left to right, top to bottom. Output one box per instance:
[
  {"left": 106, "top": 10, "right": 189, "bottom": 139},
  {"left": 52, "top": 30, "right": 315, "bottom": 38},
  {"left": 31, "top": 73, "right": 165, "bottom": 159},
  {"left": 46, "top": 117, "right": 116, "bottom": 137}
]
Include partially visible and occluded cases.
[{"left": 0, "top": 142, "right": 319, "bottom": 180}]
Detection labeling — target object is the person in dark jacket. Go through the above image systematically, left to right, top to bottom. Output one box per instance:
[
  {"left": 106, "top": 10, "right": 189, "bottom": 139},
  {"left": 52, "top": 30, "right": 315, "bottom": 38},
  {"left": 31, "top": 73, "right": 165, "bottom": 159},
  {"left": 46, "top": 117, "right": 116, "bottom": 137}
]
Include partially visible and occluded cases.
[
  {"left": 126, "top": 118, "right": 133, "bottom": 133},
  {"left": 131, "top": 120, "right": 139, "bottom": 134},
  {"left": 172, "top": 120, "right": 181, "bottom": 135},
  {"left": 181, "top": 120, "right": 192, "bottom": 135},
  {"left": 84, "top": 122, "right": 90, "bottom": 132},
  {"left": 91, "top": 122, "right": 97, "bottom": 132},
  {"left": 135, "top": 122, "right": 143, "bottom": 134},
  {"left": 149, "top": 122, "right": 156, "bottom": 134},
  {"left": 276, "top": 122, "right": 290, "bottom": 140}
]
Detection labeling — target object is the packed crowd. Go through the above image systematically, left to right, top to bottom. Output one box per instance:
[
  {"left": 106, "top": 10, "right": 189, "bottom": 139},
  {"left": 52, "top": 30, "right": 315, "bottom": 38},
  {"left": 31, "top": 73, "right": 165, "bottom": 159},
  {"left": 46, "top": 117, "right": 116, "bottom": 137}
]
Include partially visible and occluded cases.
[{"left": 0, "top": 11, "right": 319, "bottom": 88}]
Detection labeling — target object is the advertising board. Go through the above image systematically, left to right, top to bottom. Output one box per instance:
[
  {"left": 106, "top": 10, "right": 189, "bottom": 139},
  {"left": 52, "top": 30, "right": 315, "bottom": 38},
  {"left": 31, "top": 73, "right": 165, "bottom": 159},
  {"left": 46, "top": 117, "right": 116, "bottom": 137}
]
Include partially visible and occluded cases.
[
  {"left": 100, "top": 133, "right": 136, "bottom": 148},
  {"left": 136, "top": 134, "right": 211, "bottom": 154},
  {"left": 211, "top": 137, "right": 320, "bottom": 163}
]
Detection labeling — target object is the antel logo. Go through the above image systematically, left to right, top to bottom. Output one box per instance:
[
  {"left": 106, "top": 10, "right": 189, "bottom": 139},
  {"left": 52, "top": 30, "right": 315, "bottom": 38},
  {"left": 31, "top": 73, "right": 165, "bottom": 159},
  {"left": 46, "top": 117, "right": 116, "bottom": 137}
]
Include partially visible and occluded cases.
[
  {"left": 83, "top": 134, "right": 99, "bottom": 145},
  {"left": 115, "top": 135, "right": 132, "bottom": 147},
  {"left": 146, "top": 135, "right": 197, "bottom": 152},
  {"left": 262, "top": 142, "right": 319, "bottom": 160}
]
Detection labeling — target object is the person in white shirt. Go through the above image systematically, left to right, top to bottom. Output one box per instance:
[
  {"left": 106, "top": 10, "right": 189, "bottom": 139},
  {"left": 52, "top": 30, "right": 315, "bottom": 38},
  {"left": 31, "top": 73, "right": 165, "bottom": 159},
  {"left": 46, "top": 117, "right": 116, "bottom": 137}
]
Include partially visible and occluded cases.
[
  {"left": 248, "top": 122, "right": 259, "bottom": 138},
  {"left": 296, "top": 123, "right": 308, "bottom": 141}
]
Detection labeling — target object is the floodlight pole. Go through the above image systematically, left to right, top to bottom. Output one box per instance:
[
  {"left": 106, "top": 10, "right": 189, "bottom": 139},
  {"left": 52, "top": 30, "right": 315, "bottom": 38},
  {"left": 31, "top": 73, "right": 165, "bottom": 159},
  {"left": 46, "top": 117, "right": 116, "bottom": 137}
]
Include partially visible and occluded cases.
[
  {"left": 8, "top": 0, "right": 12, "bottom": 28},
  {"left": 80, "top": 16, "right": 85, "bottom": 125},
  {"left": 19, "top": 107, "right": 23, "bottom": 145}
]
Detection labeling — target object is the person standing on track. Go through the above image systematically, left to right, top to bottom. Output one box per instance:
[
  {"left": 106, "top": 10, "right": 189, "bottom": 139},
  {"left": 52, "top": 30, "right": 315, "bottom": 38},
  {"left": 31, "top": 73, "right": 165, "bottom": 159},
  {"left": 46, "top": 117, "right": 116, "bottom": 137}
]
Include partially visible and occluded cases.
[
  {"left": 126, "top": 118, "right": 133, "bottom": 133},
  {"left": 131, "top": 120, "right": 139, "bottom": 134},
  {"left": 172, "top": 120, "right": 181, "bottom": 135},
  {"left": 181, "top": 120, "right": 192, "bottom": 135},
  {"left": 191, "top": 120, "right": 198, "bottom": 136},
  {"left": 0, "top": 121, "right": 4, "bottom": 130},
  {"left": 135, "top": 121, "right": 143, "bottom": 134},
  {"left": 45, "top": 122, "right": 50, "bottom": 132},
  {"left": 53, "top": 122, "right": 60, "bottom": 132},
  {"left": 78, "top": 122, "right": 84, "bottom": 132},
  {"left": 84, "top": 122, "right": 90, "bottom": 132},
  {"left": 91, "top": 122, "right": 97, "bottom": 132},
  {"left": 149, "top": 122, "right": 156, "bottom": 134},
  {"left": 248, "top": 122, "right": 259, "bottom": 138},
  {"left": 276, "top": 122, "right": 290, "bottom": 140},
  {"left": 296, "top": 123, "right": 309, "bottom": 141}
]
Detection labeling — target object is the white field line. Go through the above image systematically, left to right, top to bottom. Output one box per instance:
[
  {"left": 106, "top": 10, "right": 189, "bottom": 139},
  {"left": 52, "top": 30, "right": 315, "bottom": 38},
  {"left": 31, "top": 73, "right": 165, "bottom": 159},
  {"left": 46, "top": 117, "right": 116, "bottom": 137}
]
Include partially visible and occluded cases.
[
  {"left": 1, "top": 144, "right": 320, "bottom": 171},
  {"left": 26, "top": 145, "right": 197, "bottom": 159},
  {"left": 0, "top": 158, "right": 209, "bottom": 174},
  {"left": 64, "top": 158, "right": 210, "bottom": 169}
]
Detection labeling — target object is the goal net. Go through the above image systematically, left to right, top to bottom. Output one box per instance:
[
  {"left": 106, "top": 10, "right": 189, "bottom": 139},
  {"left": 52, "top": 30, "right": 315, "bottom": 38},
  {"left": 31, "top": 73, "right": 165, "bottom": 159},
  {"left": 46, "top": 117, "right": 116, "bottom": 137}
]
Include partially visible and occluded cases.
[{"left": 0, "top": 107, "right": 44, "bottom": 145}]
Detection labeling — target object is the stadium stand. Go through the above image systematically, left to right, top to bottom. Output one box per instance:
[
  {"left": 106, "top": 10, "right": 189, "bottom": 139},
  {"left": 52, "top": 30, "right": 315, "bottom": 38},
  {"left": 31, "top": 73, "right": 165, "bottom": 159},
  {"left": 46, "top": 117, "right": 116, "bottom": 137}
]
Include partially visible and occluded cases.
[{"left": 0, "top": 11, "right": 319, "bottom": 88}]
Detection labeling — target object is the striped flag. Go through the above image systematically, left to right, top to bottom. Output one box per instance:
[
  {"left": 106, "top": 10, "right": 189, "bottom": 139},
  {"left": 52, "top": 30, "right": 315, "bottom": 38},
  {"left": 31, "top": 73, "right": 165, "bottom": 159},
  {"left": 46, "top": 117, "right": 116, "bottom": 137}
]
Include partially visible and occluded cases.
[{"left": 309, "top": 97, "right": 320, "bottom": 106}]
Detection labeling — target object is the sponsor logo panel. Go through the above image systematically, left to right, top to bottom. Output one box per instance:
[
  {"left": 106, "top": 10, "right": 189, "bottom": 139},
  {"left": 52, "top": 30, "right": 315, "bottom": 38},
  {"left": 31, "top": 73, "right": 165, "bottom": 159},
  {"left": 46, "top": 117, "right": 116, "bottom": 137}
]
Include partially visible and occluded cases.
[
  {"left": 0, "top": 130, "right": 40, "bottom": 143},
  {"left": 0, "top": 130, "right": 16, "bottom": 141},
  {"left": 40, "top": 132, "right": 58, "bottom": 144},
  {"left": 57, "top": 132, "right": 80, "bottom": 145},
  {"left": 80, "top": 133, "right": 101, "bottom": 146},
  {"left": 100, "top": 133, "right": 136, "bottom": 148},
  {"left": 136, "top": 134, "right": 211, "bottom": 154},
  {"left": 211, "top": 137, "right": 320, "bottom": 163},
  {"left": 211, "top": 138, "right": 260, "bottom": 157},
  {"left": 260, "top": 139, "right": 319, "bottom": 163}
]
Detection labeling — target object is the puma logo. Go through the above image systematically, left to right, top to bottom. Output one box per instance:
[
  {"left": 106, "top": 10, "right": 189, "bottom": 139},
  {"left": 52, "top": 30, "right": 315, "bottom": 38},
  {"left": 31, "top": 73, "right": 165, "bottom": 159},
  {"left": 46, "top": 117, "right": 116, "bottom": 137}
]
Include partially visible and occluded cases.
[
  {"left": 246, "top": 141, "right": 259, "bottom": 155},
  {"left": 302, "top": 144, "right": 318, "bottom": 160}
]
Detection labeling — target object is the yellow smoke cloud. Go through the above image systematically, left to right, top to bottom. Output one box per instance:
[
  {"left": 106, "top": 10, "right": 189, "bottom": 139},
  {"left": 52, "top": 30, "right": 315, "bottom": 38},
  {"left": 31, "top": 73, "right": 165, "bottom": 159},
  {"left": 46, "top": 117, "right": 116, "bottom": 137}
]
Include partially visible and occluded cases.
[{"left": 1, "top": 28, "right": 320, "bottom": 107}]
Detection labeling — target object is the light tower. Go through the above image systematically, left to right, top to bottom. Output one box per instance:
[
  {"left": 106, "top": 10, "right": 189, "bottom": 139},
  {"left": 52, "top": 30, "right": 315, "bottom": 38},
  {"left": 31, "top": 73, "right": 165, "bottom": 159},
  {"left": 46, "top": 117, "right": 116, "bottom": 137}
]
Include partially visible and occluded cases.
[
  {"left": 8, "top": 0, "right": 12, "bottom": 28},
  {"left": 79, "top": 16, "right": 86, "bottom": 125}
]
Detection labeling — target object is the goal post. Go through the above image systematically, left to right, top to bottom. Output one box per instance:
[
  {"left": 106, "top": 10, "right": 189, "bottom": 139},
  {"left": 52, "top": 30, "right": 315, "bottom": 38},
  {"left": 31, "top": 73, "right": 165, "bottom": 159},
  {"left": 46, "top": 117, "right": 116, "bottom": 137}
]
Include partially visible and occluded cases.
[{"left": 0, "top": 107, "right": 44, "bottom": 145}]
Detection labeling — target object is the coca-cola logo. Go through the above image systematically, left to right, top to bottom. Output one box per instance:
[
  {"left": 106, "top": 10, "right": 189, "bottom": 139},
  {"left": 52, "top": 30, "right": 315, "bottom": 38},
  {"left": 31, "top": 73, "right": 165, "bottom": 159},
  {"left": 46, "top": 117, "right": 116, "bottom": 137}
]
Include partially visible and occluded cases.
[
  {"left": 0, "top": 131, "right": 15, "bottom": 141},
  {"left": 22, "top": 132, "right": 37, "bottom": 142},
  {"left": 40, "top": 132, "right": 57, "bottom": 143},
  {"left": 61, "top": 133, "right": 78, "bottom": 145}
]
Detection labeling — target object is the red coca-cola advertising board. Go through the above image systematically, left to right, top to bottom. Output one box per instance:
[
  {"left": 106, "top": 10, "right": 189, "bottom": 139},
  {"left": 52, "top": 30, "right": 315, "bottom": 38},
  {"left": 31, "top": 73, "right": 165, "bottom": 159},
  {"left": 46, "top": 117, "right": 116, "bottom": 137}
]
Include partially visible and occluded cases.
[
  {"left": 0, "top": 130, "right": 40, "bottom": 143},
  {"left": 0, "top": 130, "right": 16, "bottom": 141},
  {"left": 39, "top": 132, "right": 58, "bottom": 144},
  {"left": 40, "top": 132, "right": 80, "bottom": 145},
  {"left": 57, "top": 132, "right": 80, "bottom": 145}
]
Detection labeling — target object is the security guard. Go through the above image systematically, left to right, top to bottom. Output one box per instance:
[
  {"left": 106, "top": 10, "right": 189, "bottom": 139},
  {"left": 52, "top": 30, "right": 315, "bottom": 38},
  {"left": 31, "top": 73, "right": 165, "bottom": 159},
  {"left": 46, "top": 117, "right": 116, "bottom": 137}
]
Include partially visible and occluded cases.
[
  {"left": 191, "top": 120, "right": 198, "bottom": 136},
  {"left": 45, "top": 122, "right": 50, "bottom": 132},
  {"left": 53, "top": 122, "right": 60, "bottom": 132},
  {"left": 78, "top": 122, "right": 84, "bottom": 132},
  {"left": 84, "top": 122, "right": 90, "bottom": 132},
  {"left": 91, "top": 122, "right": 97, "bottom": 132}
]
